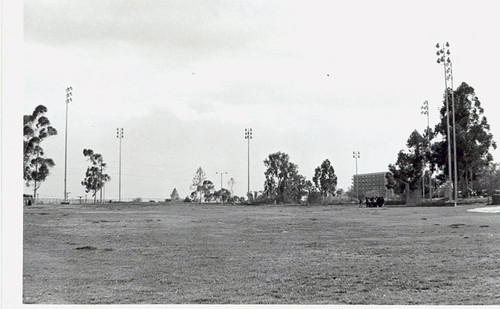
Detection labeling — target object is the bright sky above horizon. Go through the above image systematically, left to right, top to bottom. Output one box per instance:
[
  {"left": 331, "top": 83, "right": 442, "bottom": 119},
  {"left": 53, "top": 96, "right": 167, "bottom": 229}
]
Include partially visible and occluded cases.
[{"left": 20, "top": 0, "right": 500, "bottom": 200}]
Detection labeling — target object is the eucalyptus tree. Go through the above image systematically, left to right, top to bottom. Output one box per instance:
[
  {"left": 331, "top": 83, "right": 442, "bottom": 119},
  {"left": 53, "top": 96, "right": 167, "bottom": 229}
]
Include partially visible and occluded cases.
[
  {"left": 433, "top": 82, "right": 496, "bottom": 196},
  {"left": 23, "top": 105, "right": 57, "bottom": 200},
  {"left": 387, "top": 130, "right": 427, "bottom": 201},
  {"left": 81, "top": 149, "right": 110, "bottom": 203},
  {"left": 263, "top": 151, "right": 306, "bottom": 204},
  {"left": 312, "top": 159, "right": 338, "bottom": 197},
  {"left": 190, "top": 167, "right": 206, "bottom": 202},
  {"left": 170, "top": 188, "right": 180, "bottom": 201}
]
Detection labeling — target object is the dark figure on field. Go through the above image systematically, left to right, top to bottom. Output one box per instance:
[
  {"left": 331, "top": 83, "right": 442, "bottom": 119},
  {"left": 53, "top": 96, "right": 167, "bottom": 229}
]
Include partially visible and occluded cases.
[
  {"left": 364, "top": 196, "right": 384, "bottom": 207},
  {"left": 376, "top": 196, "right": 385, "bottom": 207},
  {"left": 365, "top": 197, "right": 375, "bottom": 207}
]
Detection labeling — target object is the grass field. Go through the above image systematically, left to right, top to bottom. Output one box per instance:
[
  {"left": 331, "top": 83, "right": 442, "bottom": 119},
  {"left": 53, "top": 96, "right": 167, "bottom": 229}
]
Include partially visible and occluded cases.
[{"left": 23, "top": 202, "right": 500, "bottom": 304}]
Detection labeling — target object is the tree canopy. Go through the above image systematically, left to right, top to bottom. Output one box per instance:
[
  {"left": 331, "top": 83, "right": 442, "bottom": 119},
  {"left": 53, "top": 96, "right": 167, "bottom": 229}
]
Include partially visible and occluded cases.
[
  {"left": 433, "top": 82, "right": 497, "bottom": 196},
  {"left": 23, "top": 105, "right": 57, "bottom": 199},
  {"left": 388, "top": 130, "right": 427, "bottom": 198},
  {"left": 81, "top": 149, "right": 110, "bottom": 203},
  {"left": 263, "top": 152, "right": 307, "bottom": 204},
  {"left": 312, "top": 159, "right": 338, "bottom": 197},
  {"left": 190, "top": 167, "right": 206, "bottom": 202},
  {"left": 170, "top": 188, "right": 180, "bottom": 201}
]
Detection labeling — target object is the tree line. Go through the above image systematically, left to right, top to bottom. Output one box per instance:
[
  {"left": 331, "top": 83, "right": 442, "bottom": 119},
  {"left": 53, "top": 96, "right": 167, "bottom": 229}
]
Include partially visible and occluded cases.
[
  {"left": 24, "top": 81, "right": 499, "bottom": 204},
  {"left": 387, "top": 82, "right": 499, "bottom": 199},
  {"left": 24, "top": 105, "right": 111, "bottom": 202},
  {"left": 187, "top": 154, "right": 339, "bottom": 205}
]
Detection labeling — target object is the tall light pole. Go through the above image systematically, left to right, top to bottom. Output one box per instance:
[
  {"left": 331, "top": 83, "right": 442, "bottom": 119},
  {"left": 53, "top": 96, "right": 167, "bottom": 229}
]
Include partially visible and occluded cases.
[
  {"left": 436, "top": 42, "right": 457, "bottom": 205},
  {"left": 436, "top": 43, "right": 453, "bottom": 202},
  {"left": 448, "top": 62, "right": 458, "bottom": 206},
  {"left": 63, "top": 86, "right": 73, "bottom": 204},
  {"left": 421, "top": 100, "right": 432, "bottom": 200},
  {"left": 116, "top": 128, "right": 124, "bottom": 202},
  {"left": 245, "top": 128, "right": 252, "bottom": 196},
  {"left": 353, "top": 151, "right": 360, "bottom": 201},
  {"left": 216, "top": 171, "right": 227, "bottom": 190}
]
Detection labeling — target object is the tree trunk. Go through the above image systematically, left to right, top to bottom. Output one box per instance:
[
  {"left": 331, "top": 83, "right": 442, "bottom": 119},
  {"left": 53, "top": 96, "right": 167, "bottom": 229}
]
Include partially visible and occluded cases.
[
  {"left": 34, "top": 153, "right": 38, "bottom": 203},
  {"left": 470, "top": 168, "right": 474, "bottom": 193},
  {"left": 464, "top": 170, "right": 469, "bottom": 198},
  {"left": 405, "top": 182, "right": 410, "bottom": 206}
]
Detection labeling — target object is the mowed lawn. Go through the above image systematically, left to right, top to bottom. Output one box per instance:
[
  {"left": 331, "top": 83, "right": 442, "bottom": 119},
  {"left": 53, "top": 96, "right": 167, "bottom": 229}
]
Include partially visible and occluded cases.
[{"left": 23, "top": 202, "right": 500, "bottom": 305}]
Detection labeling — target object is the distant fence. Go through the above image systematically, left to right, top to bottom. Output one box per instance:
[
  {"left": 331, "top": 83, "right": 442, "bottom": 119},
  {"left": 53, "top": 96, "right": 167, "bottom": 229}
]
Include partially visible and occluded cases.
[{"left": 32, "top": 197, "right": 168, "bottom": 205}]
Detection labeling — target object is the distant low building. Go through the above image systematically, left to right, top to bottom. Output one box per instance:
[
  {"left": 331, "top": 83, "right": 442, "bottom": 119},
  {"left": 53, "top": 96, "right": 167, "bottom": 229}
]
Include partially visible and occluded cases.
[{"left": 352, "top": 172, "right": 393, "bottom": 198}]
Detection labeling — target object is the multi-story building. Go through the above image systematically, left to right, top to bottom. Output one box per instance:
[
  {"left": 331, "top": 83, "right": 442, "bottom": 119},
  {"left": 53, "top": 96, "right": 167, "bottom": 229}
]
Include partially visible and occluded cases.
[{"left": 352, "top": 171, "right": 393, "bottom": 198}]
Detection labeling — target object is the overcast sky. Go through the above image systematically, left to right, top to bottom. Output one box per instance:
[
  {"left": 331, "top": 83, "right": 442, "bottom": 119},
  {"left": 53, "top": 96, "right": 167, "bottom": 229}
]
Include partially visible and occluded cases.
[{"left": 21, "top": 0, "right": 500, "bottom": 200}]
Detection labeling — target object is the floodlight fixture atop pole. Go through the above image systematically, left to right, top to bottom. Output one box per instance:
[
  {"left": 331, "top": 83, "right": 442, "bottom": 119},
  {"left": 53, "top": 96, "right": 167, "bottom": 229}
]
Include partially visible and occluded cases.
[
  {"left": 63, "top": 86, "right": 73, "bottom": 204},
  {"left": 116, "top": 128, "right": 124, "bottom": 202},
  {"left": 245, "top": 128, "right": 252, "bottom": 196},
  {"left": 353, "top": 151, "right": 360, "bottom": 201}
]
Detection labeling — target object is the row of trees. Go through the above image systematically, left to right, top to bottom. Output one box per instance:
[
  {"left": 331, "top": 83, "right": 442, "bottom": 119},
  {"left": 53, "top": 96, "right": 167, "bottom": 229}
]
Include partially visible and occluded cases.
[
  {"left": 25, "top": 81, "right": 499, "bottom": 204},
  {"left": 388, "top": 82, "right": 498, "bottom": 199},
  {"left": 24, "top": 105, "right": 111, "bottom": 202},
  {"left": 23, "top": 106, "right": 339, "bottom": 205},
  {"left": 262, "top": 152, "right": 338, "bottom": 204},
  {"left": 185, "top": 155, "right": 340, "bottom": 205},
  {"left": 186, "top": 167, "right": 237, "bottom": 203}
]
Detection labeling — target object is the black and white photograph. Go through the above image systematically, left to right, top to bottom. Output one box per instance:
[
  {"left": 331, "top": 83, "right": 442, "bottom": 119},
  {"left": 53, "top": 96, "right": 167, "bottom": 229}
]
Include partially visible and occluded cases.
[{"left": 2, "top": 0, "right": 500, "bottom": 307}]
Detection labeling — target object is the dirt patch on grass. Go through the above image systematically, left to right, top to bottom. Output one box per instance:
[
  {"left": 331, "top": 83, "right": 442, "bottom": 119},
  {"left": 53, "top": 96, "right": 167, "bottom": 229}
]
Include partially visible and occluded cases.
[{"left": 75, "top": 246, "right": 97, "bottom": 251}]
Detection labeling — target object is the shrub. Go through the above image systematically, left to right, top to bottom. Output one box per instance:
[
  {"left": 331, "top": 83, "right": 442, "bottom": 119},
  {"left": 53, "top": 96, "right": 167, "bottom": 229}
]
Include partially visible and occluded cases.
[{"left": 306, "top": 192, "right": 322, "bottom": 204}]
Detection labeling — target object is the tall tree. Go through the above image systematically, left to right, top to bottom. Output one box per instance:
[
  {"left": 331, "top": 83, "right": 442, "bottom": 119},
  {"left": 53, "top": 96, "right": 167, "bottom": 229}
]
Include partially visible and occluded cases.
[
  {"left": 433, "top": 82, "right": 497, "bottom": 196},
  {"left": 23, "top": 105, "right": 58, "bottom": 200},
  {"left": 388, "top": 130, "right": 427, "bottom": 200},
  {"left": 81, "top": 149, "right": 110, "bottom": 203},
  {"left": 263, "top": 152, "right": 301, "bottom": 203},
  {"left": 312, "top": 159, "right": 338, "bottom": 197},
  {"left": 475, "top": 163, "right": 500, "bottom": 196},
  {"left": 190, "top": 167, "right": 206, "bottom": 203},
  {"left": 283, "top": 172, "right": 309, "bottom": 203},
  {"left": 227, "top": 178, "right": 236, "bottom": 196},
  {"left": 200, "top": 179, "right": 215, "bottom": 202},
  {"left": 170, "top": 188, "right": 180, "bottom": 201},
  {"left": 214, "top": 188, "right": 231, "bottom": 204}
]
